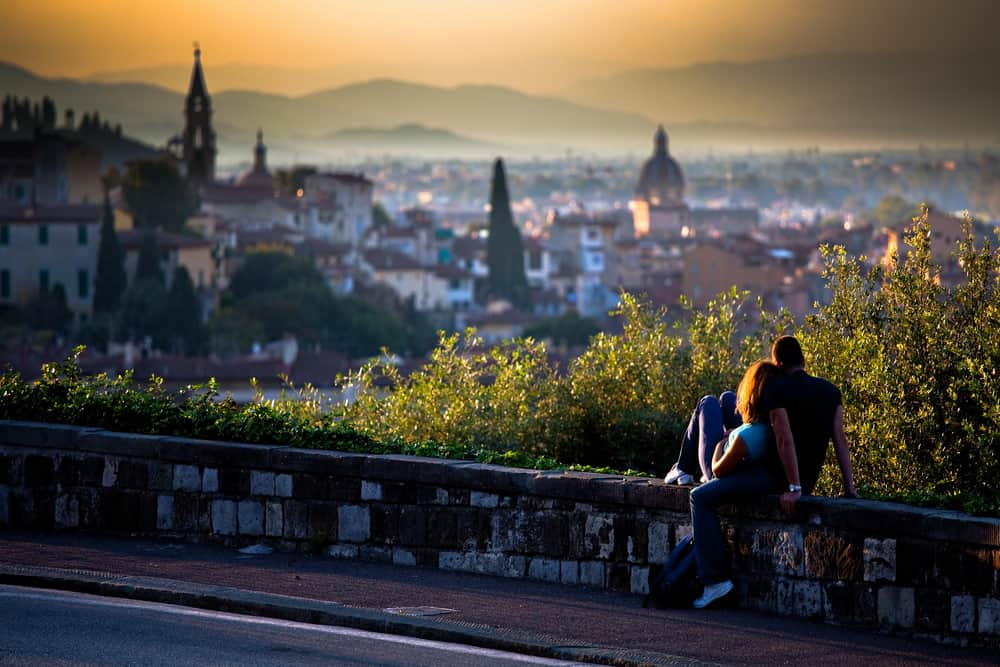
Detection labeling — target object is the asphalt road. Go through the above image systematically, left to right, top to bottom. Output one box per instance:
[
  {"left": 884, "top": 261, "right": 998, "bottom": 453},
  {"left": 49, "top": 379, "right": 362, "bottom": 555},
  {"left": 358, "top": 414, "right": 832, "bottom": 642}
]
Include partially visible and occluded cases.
[
  {"left": 1, "top": 531, "right": 996, "bottom": 666},
  {"left": 0, "top": 585, "right": 589, "bottom": 667}
]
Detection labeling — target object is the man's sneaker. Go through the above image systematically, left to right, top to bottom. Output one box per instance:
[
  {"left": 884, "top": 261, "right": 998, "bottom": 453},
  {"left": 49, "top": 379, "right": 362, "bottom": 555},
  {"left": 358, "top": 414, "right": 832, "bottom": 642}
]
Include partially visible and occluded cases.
[
  {"left": 664, "top": 465, "right": 694, "bottom": 485},
  {"left": 692, "top": 580, "right": 734, "bottom": 609}
]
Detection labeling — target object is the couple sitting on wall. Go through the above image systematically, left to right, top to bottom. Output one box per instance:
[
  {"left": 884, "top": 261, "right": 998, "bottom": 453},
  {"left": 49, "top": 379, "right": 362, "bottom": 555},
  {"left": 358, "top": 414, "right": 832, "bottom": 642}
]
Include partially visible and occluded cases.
[{"left": 662, "top": 335, "right": 857, "bottom": 609}]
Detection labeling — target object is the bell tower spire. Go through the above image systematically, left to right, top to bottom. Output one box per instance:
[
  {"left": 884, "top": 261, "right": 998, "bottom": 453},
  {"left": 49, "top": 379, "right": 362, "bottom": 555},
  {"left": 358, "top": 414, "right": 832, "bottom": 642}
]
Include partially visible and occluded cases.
[{"left": 182, "top": 43, "right": 216, "bottom": 186}]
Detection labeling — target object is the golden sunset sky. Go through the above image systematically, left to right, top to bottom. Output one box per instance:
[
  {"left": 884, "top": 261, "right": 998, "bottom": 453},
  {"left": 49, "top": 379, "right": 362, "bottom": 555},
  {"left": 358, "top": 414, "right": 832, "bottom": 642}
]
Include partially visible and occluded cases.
[{"left": 3, "top": 0, "right": 998, "bottom": 93}]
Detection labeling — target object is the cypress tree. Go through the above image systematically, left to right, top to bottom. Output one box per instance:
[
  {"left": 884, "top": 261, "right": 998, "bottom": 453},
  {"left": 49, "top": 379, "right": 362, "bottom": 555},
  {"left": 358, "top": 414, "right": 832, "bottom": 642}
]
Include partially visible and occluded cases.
[
  {"left": 486, "top": 158, "right": 530, "bottom": 309},
  {"left": 93, "top": 193, "right": 126, "bottom": 315},
  {"left": 135, "top": 229, "right": 164, "bottom": 285},
  {"left": 160, "top": 266, "right": 204, "bottom": 355}
]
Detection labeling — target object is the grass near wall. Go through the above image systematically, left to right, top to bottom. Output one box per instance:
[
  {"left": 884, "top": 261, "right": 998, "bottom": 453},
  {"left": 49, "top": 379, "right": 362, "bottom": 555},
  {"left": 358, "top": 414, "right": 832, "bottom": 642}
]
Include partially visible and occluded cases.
[{"left": 2, "top": 210, "right": 998, "bottom": 515}]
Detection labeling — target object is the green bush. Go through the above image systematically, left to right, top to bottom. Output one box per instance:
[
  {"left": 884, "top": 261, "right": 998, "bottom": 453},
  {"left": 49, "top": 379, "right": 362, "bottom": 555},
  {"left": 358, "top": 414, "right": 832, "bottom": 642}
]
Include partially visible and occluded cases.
[
  {"left": 3, "top": 208, "right": 998, "bottom": 515},
  {"left": 799, "top": 209, "right": 1000, "bottom": 514},
  {"left": 337, "top": 291, "right": 770, "bottom": 474},
  {"left": 338, "top": 330, "right": 559, "bottom": 454},
  {"left": 0, "top": 349, "right": 373, "bottom": 453}
]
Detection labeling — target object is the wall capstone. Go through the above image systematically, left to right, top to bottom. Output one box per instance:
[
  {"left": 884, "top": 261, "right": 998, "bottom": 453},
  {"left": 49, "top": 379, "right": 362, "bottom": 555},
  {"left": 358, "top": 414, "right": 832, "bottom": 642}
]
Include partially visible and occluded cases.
[{"left": 1, "top": 419, "right": 997, "bottom": 649}]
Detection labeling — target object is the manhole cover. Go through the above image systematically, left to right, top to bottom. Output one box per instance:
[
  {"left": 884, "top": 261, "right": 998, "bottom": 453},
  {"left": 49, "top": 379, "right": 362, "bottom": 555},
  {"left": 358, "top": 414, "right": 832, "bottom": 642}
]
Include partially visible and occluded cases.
[{"left": 383, "top": 606, "right": 458, "bottom": 617}]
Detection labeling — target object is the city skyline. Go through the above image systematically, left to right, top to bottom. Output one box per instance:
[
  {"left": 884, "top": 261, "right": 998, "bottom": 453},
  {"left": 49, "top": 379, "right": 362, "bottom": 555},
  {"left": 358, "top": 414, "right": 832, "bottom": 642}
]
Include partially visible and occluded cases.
[{"left": 3, "top": 0, "right": 999, "bottom": 95}]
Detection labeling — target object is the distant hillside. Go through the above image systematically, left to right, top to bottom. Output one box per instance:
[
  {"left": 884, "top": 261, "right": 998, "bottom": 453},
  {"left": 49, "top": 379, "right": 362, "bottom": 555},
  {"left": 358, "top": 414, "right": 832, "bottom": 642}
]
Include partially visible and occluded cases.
[
  {"left": 7, "top": 51, "right": 994, "bottom": 160},
  {"left": 564, "top": 51, "right": 1000, "bottom": 147},
  {"left": 85, "top": 62, "right": 391, "bottom": 97},
  {"left": 0, "top": 63, "right": 654, "bottom": 161},
  {"left": 318, "top": 123, "right": 498, "bottom": 156}
]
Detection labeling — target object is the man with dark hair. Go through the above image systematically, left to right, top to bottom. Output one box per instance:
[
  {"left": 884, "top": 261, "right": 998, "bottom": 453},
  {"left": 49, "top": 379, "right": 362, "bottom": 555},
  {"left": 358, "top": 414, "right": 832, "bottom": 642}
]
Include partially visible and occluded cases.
[
  {"left": 689, "top": 335, "right": 856, "bottom": 609},
  {"left": 766, "top": 335, "right": 856, "bottom": 515}
]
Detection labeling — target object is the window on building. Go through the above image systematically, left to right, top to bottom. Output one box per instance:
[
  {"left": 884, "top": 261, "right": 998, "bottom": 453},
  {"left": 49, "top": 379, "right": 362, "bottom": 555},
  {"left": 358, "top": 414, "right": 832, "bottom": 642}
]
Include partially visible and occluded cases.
[
  {"left": 0, "top": 224, "right": 8, "bottom": 245},
  {"left": 38, "top": 225, "right": 48, "bottom": 245},
  {"left": 77, "top": 225, "right": 88, "bottom": 245},
  {"left": 528, "top": 251, "right": 543, "bottom": 271},
  {"left": 0, "top": 269, "right": 9, "bottom": 299},
  {"left": 39, "top": 269, "right": 49, "bottom": 291},
  {"left": 78, "top": 269, "right": 89, "bottom": 299},
  {"left": 198, "top": 269, "right": 205, "bottom": 288}
]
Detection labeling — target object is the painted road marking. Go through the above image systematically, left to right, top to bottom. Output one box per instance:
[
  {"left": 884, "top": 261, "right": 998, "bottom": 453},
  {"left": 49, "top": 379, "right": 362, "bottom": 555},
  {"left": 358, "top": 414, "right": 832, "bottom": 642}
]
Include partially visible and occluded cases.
[{"left": 0, "top": 586, "right": 586, "bottom": 666}]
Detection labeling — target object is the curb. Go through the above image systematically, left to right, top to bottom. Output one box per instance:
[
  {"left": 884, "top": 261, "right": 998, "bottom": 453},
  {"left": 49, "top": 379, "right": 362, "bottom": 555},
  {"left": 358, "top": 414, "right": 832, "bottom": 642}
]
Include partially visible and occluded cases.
[{"left": 0, "top": 564, "right": 714, "bottom": 667}]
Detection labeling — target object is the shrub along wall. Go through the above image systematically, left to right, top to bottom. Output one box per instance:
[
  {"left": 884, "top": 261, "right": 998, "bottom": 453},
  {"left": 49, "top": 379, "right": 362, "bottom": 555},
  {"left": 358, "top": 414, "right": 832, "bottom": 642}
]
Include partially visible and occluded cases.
[{"left": 1, "top": 420, "right": 998, "bottom": 648}]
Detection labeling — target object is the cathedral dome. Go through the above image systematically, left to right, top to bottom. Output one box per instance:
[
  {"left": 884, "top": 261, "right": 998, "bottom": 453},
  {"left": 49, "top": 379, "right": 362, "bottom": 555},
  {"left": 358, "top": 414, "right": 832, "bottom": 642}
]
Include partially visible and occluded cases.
[{"left": 635, "top": 125, "right": 684, "bottom": 206}]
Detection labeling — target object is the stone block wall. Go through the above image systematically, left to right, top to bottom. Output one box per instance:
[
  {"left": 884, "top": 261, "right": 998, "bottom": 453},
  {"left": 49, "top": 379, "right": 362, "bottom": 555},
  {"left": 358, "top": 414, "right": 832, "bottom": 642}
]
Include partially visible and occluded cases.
[{"left": 1, "top": 420, "right": 998, "bottom": 647}]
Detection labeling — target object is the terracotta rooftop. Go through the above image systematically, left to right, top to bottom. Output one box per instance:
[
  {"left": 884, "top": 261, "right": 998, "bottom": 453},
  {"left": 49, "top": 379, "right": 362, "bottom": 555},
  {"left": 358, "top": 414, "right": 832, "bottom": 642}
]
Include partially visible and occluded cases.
[
  {"left": 201, "top": 183, "right": 275, "bottom": 205},
  {"left": 0, "top": 204, "right": 100, "bottom": 224},
  {"left": 118, "top": 229, "right": 211, "bottom": 250},
  {"left": 362, "top": 248, "right": 423, "bottom": 271},
  {"left": 433, "top": 264, "right": 473, "bottom": 280}
]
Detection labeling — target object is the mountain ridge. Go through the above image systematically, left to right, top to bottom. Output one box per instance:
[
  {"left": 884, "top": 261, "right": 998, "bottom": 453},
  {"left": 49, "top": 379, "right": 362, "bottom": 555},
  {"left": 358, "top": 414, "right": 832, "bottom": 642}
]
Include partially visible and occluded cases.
[{"left": 4, "top": 49, "right": 998, "bottom": 160}]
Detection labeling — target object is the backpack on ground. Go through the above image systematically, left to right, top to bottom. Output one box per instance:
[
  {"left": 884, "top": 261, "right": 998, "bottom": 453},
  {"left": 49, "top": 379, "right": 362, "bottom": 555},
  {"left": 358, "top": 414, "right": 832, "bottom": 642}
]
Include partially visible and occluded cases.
[{"left": 642, "top": 534, "right": 701, "bottom": 609}]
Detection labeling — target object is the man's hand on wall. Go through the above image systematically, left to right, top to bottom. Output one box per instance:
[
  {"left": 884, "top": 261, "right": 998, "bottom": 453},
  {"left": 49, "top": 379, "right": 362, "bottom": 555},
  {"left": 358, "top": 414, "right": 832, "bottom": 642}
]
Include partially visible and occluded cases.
[{"left": 780, "top": 490, "right": 801, "bottom": 517}]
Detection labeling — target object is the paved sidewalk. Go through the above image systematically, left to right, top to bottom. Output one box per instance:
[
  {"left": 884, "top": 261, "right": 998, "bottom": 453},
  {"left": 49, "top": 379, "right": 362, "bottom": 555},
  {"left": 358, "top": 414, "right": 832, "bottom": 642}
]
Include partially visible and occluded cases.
[{"left": 0, "top": 531, "right": 994, "bottom": 666}]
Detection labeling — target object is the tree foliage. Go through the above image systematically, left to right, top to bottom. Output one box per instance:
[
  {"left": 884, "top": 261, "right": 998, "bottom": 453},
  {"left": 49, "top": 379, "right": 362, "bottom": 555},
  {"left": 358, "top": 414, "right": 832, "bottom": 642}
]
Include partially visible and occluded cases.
[
  {"left": 486, "top": 158, "right": 530, "bottom": 309},
  {"left": 122, "top": 159, "right": 195, "bottom": 232},
  {"left": 93, "top": 193, "right": 126, "bottom": 315},
  {"left": 372, "top": 202, "right": 394, "bottom": 229},
  {"left": 799, "top": 208, "right": 1000, "bottom": 513},
  {"left": 13, "top": 212, "right": 1000, "bottom": 515},
  {"left": 134, "top": 230, "right": 164, "bottom": 286},
  {"left": 212, "top": 251, "right": 433, "bottom": 358},
  {"left": 160, "top": 266, "right": 205, "bottom": 355},
  {"left": 117, "top": 278, "right": 166, "bottom": 344},
  {"left": 26, "top": 284, "right": 73, "bottom": 335},
  {"left": 341, "top": 291, "right": 770, "bottom": 475},
  {"left": 522, "top": 311, "right": 601, "bottom": 347}
]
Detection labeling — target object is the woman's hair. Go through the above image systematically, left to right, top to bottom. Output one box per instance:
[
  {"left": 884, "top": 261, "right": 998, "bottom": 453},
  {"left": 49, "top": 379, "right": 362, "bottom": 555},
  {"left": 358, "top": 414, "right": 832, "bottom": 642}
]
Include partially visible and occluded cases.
[{"left": 736, "top": 360, "right": 780, "bottom": 423}]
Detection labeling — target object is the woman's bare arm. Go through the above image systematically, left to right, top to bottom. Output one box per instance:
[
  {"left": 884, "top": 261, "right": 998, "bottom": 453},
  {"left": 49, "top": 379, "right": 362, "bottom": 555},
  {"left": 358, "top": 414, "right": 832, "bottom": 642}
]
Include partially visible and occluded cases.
[{"left": 712, "top": 435, "right": 748, "bottom": 478}]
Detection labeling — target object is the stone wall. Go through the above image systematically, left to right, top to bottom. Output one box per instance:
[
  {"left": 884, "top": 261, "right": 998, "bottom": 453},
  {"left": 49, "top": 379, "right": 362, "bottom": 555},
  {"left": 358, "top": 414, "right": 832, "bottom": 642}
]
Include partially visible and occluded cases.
[{"left": 1, "top": 420, "right": 998, "bottom": 647}]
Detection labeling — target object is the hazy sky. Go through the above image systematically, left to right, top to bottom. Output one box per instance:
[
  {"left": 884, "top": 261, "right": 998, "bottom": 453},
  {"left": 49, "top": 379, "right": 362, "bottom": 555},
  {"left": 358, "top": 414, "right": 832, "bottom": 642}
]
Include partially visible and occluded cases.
[{"left": 3, "top": 0, "right": 999, "bottom": 92}]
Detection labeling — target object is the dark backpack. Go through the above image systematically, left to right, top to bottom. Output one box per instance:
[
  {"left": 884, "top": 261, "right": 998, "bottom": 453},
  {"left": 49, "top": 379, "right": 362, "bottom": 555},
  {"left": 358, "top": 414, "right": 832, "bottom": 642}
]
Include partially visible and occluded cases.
[{"left": 642, "top": 534, "right": 701, "bottom": 609}]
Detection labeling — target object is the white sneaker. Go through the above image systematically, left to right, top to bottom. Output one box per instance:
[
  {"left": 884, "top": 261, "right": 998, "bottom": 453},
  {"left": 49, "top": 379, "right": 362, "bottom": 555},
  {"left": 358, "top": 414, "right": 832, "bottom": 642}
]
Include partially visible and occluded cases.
[
  {"left": 664, "top": 465, "right": 694, "bottom": 485},
  {"left": 692, "top": 580, "right": 734, "bottom": 609}
]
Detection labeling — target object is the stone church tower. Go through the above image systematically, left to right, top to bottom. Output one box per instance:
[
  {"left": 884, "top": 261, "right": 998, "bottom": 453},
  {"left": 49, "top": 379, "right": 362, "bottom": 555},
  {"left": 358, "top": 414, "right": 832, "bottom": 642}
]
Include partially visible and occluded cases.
[{"left": 182, "top": 46, "right": 216, "bottom": 185}]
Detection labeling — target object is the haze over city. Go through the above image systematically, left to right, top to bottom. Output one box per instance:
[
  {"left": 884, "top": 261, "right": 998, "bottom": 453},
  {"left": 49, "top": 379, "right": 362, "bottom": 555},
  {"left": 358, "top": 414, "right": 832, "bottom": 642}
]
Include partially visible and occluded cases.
[
  {"left": 3, "top": 0, "right": 999, "bottom": 158},
  {"left": 5, "top": 0, "right": 999, "bottom": 92},
  {"left": 2, "top": 3, "right": 1000, "bottom": 661}
]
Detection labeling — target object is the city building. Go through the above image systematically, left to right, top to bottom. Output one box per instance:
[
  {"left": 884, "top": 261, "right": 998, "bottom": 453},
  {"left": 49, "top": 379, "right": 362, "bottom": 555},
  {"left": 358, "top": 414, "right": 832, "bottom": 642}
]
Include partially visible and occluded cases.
[
  {"left": 199, "top": 130, "right": 294, "bottom": 230},
  {"left": 0, "top": 132, "right": 102, "bottom": 206},
  {"left": 303, "top": 172, "right": 374, "bottom": 246},
  {"left": 0, "top": 204, "right": 101, "bottom": 320},
  {"left": 546, "top": 209, "right": 623, "bottom": 317},
  {"left": 118, "top": 229, "right": 215, "bottom": 291},
  {"left": 681, "top": 235, "right": 804, "bottom": 310}
]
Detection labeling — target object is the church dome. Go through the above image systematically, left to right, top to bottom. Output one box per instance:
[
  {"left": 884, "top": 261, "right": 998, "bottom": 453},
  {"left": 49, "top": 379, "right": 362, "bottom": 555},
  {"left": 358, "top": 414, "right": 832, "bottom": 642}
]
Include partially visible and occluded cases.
[{"left": 635, "top": 125, "right": 684, "bottom": 206}]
